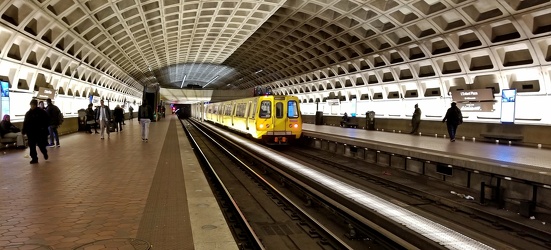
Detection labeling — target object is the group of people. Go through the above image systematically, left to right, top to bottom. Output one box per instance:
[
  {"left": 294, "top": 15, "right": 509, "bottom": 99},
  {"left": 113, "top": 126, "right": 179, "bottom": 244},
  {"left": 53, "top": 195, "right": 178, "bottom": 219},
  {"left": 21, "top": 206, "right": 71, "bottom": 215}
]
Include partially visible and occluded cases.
[
  {"left": 1, "top": 98, "right": 63, "bottom": 162},
  {"left": 83, "top": 100, "right": 154, "bottom": 142},
  {"left": 85, "top": 101, "right": 127, "bottom": 138},
  {"left": 409, "top": 102, "right": 463, "bottom": 142}
]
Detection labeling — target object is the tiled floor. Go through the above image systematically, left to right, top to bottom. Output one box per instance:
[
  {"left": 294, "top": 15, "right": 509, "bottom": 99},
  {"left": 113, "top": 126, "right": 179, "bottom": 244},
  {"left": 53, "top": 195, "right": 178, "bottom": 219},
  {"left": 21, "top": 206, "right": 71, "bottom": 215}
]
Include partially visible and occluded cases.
[{"left": 0, "top": 116, "right": 236, "bottom": 250}]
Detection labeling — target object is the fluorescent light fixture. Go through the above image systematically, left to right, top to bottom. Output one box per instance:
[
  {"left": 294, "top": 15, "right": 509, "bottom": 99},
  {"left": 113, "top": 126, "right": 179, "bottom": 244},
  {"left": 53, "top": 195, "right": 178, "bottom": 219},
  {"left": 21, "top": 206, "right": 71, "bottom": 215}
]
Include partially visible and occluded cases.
[
  {"left": 255, "top": 69, "right": 263, "bottom": 74},
  {"left": 180, "top": 74, "right": 187, "bottom": 88},
  {"left": 204, "top": 75, "right": 219, "bottom": 88}
]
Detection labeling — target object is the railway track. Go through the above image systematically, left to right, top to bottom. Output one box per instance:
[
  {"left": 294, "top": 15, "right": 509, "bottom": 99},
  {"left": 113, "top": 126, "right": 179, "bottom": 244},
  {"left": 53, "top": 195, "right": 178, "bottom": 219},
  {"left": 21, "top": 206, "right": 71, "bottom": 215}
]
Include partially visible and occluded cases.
[
  {"left": 183, "top": 118, "right": 539, "bottom": 249},
  {"left": 181, "top": 119, "right": 371, "bottom": 249},
  {"left": 277, "top": 145, "right": 551, "bottom": 250}
]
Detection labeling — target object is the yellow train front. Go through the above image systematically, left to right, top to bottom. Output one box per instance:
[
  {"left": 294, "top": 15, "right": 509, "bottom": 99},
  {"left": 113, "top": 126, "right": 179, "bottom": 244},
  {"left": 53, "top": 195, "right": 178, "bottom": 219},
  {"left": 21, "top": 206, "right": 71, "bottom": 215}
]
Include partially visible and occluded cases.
[{"left": 202, "top": 95, "right": 302, "bottom": 145}]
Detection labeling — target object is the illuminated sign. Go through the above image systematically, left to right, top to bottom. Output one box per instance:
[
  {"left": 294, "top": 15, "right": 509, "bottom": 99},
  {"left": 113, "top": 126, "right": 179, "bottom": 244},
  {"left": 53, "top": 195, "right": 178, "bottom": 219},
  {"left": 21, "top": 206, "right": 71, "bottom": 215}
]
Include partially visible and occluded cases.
[
  {"left": 0, "top": 80, "right": 9, "bottom": 117},
  {"left": 1, "top": 81, "right": 9, "bottom": 97},
  {"left": 36, "top": 87, "right": 55, "bottom": 99},
  {"left": 451, "top": 89, "right": 494, "bottom": 102},
  {"left": 500, "top": 89, "right": 517, "bottom": 123},
  {"left": 456, "top": 102, "right": 494, "bottom": 112}
]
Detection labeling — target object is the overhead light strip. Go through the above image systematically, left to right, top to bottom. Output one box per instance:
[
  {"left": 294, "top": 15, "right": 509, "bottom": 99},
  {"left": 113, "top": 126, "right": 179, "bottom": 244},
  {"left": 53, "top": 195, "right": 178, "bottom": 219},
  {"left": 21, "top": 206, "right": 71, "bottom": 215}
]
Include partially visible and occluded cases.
[
  {"left": 180, "top": 74, "right": 187, "bottom": 88},
  {"left": 203, "top": 75, "right": 219, "bottom": 88}
]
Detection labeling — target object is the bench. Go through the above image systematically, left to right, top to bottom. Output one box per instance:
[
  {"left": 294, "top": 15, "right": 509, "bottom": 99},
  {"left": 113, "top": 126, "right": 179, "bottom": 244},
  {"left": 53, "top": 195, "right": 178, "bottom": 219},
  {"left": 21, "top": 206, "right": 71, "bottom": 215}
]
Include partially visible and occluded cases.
[
  {"left": 341, "top": 117, "right": 359, "bottom": 128},
  {"left": 480, "top": 132, "right": 524, "bottom": 141},
  {"left": 0, "top": 134, "right": 18, "bottom": 148}
]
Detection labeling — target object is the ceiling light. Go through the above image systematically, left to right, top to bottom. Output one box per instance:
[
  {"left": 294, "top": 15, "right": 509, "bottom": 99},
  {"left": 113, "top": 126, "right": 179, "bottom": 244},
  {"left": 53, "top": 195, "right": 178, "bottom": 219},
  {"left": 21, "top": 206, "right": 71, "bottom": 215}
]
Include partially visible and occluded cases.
[
  {"left": 180, "top": 74, "right": 187, "bottom": 88},
  {"left": 204, "top": 75, "right": 219, "bottom": 88}
]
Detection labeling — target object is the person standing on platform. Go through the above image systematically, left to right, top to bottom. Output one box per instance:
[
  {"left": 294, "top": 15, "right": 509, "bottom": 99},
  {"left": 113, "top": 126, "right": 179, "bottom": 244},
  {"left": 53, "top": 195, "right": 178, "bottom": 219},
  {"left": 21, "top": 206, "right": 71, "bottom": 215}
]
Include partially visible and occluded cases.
[
  {"left": 45, "top": 98, "right": 62, "bottom": 147},
  {"left": 22, "top": 100, "right": 49, "bottom": 164},
  {"left": 95, "top": 100, "right": 112, "bottom": 139},
  {"left": 38, "top": 101, "right": 46, "bottom": 110},
  {"left": 138, "top": 102, "right": 153, "bottom": 142},
  {"left": 442, "top": 102, "right": 463, "bottom": 142},
  {"left": 85, "top": 103, "right": 98, "bottom": 134},
  {"left": 410, "top": 104, "right": 421, "bottom": 134},
  {"left": 113, "top": 105, "right": 124, "bottom": 132},
  {"left": 128, "top": 105, "right": 134, "bottom": 120},
  {"left": 340, "top": 112, "right": 349, "bottom": 127},
  {"left": 0, "top": 114, "right": 25, "bottom": 148}
]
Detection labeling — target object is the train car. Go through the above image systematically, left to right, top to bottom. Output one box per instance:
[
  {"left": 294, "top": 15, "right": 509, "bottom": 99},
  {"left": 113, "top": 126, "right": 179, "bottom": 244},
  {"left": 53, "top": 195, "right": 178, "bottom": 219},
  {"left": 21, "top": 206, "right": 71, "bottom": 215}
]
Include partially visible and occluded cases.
[{"left": 203, "top": 95, "right": 302, "bottom": 144}]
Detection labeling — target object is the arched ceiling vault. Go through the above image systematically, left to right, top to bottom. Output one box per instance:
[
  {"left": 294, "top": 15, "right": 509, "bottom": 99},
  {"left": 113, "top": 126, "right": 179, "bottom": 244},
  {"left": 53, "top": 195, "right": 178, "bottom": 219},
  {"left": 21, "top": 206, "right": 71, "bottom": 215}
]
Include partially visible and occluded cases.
[{"left": 1, "top": 0, "right": 550, "bottom": 98}]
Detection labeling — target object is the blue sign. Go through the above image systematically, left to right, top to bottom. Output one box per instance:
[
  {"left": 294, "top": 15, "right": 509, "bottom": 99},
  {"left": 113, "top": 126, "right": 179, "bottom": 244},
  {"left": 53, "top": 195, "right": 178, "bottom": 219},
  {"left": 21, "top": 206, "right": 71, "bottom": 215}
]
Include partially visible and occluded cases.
[{"left": 0, "top": 81, "right": 8, "bottom": 97}]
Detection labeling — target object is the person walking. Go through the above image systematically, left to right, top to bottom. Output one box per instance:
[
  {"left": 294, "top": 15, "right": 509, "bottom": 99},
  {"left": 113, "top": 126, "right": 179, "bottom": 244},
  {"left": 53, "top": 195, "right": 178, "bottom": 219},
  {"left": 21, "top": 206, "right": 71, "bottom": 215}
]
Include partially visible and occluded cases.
[
  {"left": 45, "top": 98, "right": 62, "bottom": 147},
  {"left": 22, "top": 100, "right": 49, "bottom": 164},
  {"left": 95, "top": 100, "right": 112, "bottom": 139},
  {"left": 138, "top": 102, "right": 153, "bottom": 142},
  {"left": 442, "top": 102, "right": 463, "bottom": 142},
  {"left": 85, "top": 103, "right": 98, "bottom": 134},
  {"left": 410, "top": 104, "right": 421, "bottom": 134},
  {"left": 113, "top": 105, "right": 124, "bottom": 132},
  {"left": 0, "top": 114, "right": 25, "bottom": 148}
]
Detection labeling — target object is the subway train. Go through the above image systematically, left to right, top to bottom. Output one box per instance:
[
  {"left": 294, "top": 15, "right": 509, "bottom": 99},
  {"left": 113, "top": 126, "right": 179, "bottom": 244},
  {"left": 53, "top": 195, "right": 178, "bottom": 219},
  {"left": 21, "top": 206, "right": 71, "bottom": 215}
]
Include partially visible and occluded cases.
[{"left": 203, "top": 95, "right": 302, "bottom": 144}]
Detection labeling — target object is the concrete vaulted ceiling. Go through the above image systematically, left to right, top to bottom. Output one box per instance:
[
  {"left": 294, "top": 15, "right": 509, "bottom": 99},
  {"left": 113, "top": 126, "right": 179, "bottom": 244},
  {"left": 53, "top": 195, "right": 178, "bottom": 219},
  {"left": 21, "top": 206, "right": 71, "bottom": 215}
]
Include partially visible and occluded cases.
[{"left": 1, "top": 0, "right": 551, "bottom": 103}]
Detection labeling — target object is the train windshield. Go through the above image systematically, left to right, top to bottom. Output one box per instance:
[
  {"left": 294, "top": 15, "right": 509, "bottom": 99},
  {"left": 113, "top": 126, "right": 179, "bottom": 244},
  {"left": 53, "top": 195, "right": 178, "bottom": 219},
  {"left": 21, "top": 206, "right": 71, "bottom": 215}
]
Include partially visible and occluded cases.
[
  {"left": 288, "top": 100, "right": 299, "bottom": 118},
  {"left": 259, "top": 101, "right": 271, "bottom": 118}
]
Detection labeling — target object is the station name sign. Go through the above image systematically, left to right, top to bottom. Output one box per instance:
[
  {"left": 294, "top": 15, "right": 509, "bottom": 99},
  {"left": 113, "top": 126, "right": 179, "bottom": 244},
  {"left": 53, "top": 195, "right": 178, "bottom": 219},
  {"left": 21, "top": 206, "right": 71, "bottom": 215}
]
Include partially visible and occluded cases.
[
  {"left": 37, "top": 87, "right": 55, "bottom": 99},
  {"left": 451, "top": 89, "right": 494, "bottom": 102},
  {"left": 457, "top": 102, "right": 494, "bottom": 112}
]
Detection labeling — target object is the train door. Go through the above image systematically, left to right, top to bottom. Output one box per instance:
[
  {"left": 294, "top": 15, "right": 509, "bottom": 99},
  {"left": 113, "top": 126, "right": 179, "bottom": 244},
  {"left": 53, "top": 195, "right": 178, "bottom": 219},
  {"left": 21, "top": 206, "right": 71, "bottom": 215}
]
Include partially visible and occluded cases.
[
  {"left": 273, "top": 98, "right": 287, "bottom": 133},
  {"left": 245, "top": 101, "right": 251, "bottom": 130},
  {"left": 231, "top": 102, "right": 235, "bottom": 126}
]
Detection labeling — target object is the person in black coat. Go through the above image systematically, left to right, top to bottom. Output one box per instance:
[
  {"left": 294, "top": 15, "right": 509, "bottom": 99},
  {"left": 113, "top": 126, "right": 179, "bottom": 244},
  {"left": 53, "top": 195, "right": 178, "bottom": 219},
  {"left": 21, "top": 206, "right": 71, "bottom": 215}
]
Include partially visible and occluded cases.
[
  {"left": 46, "top": 98, "right": 62, "bottom": 147},
  {"left": 22, "top": 99, "right": 50, "bottom": 164},
  {"left": 138, "top": 102, "right": 154, "bottom": 142},
  {"left": 442, "top": 102, "right": 463, "bottom": 142},
  {"left": 85, "top": 103, "right": 98, "bottom": 134},
  {"left": 410, "top": 104, "right": 421, "bottom": 134},
  {"left": 113, "top": 105, "right": 124, "bottom": 132}
]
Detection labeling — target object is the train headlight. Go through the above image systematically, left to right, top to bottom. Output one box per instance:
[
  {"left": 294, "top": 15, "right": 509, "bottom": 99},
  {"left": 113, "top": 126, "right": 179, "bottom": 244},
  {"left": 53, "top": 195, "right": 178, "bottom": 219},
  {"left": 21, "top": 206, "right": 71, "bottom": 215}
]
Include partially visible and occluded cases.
[
  {"left": 259, "top": 124, "right": 264, "bottom": 129},
  {"left": 293, "top": 124, "right": 298, "bottom": 129}
]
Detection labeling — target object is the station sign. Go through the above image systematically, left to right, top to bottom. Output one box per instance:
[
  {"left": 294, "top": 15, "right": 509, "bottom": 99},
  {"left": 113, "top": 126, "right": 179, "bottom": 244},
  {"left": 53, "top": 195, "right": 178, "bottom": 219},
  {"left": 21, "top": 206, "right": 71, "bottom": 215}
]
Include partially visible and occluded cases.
[
  {"left": 36, "top": 87, "right": 55, "bottom": 99},
  {"left": 451, "top": 89, "right": 494, "bottom": 102},
  {"left": 457, "top": 102, "right": 494, "bottom": 112}
]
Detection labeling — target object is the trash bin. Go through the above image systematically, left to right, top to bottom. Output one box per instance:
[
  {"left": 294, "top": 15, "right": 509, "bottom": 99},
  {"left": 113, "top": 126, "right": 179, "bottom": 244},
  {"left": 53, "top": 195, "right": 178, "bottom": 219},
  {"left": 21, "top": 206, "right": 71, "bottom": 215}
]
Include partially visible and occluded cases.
[
  {"left": 315, "top": 111, "right": 323, "bottom": 125},
  {"left": 366, "top": 111, "right": 375, "bottom": 130}
]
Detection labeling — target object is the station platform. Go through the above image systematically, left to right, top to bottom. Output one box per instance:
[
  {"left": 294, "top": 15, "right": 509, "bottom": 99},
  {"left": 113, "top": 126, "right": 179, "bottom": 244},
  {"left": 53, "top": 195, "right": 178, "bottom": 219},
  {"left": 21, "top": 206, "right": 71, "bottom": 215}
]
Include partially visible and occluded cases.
[
  {"left": 0, "top": 116, "right": 237, "bottom": 250},
  {"left": 302, "top": 124, "right": 551, "bottom": 185}
]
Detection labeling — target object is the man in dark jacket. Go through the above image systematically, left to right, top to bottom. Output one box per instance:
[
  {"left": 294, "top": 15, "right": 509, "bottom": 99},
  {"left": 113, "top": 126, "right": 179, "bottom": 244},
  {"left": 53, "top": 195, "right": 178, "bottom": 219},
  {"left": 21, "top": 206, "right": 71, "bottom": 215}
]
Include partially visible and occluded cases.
[
  {"left": 46, "top": 98, "right": 62, "bottom": 147},
  {"left": 22, "top": 99, "right": 49, "bottom": 164},
  {"left": 95, "top": 100, "right": 112, "bottom": 139},
  {"left": 138, "top": 102, "right": 154, "bottom": 142},
  {"left": 442, "top": 102, "right": 463, "bottom": 142},
  {"left": 410, "top": 104, "right": 421, "bottom": 134}
]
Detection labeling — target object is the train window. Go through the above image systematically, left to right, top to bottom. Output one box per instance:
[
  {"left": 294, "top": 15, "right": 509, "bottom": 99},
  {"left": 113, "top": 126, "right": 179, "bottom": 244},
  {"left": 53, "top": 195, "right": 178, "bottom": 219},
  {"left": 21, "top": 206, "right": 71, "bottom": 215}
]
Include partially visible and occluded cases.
[
  {"left": 288, "top": 100, "right": 299, "bottom": 118},
  {"left": 259, "top": 101, "right": 271, "bottom": 118},
  {"left": 276, "top": 102, "right": 284, "bottom": 118},
  {"left": 236, "top": 103, "right": 246, "bottom": 117},
  {"left": 224, "top": 104, "right": 232, "bottom": 116}
]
